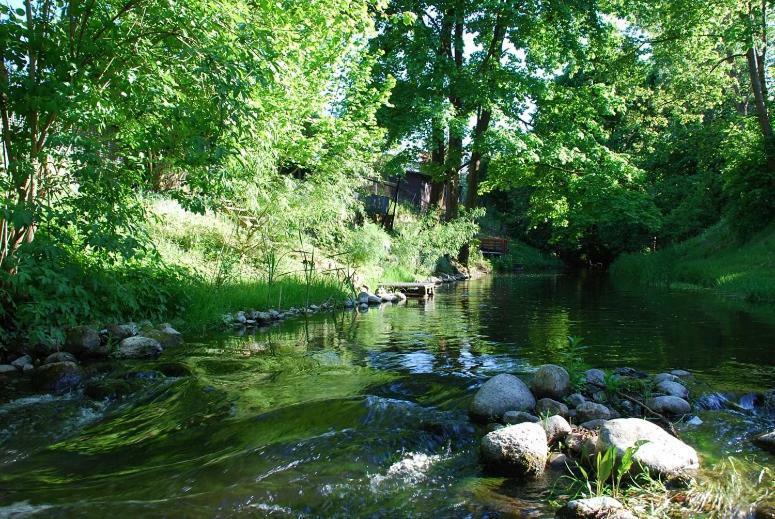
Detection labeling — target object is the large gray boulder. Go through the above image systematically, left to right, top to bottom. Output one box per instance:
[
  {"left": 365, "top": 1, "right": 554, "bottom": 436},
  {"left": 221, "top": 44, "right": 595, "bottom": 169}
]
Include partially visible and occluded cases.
[
  {"left": 357, "top": 291, "right": 382, "bottom": 305},
  {"left": 106, "top": 323, "right": 138, "bottom": 340},
  {"left": 140, "top": 324, "right": 182, "bottom": 349},
  {"left": 65, "top": 325, "right": 106, "bottom": 357},
  {"left": 117, "top": 336, "right": 163, "bottom": 359},
  {"left": 44, "top": 351, "right": 77, "bottom": 365},
  {"left": 11, "top": 355, "right": 32, "bottom": 370},
  {"left": 0, "top": 364, "right": 18, "bottom": 375},
  {"left": 530, "top": 364, "right": 571, "bottom": 399},
  {"left": 654, "top": 372, "right": 680, "bottom": 384},
  {"left": 470, "top": 374, "right": 536, "bottom": 422},
  {"left": 657, "top": 380, "right": 689, "bottom": 399},
  {"left": 647, "top": 395, "right": 691, "bottom": 416},
  {"left": 576, "top": 401, "right": 612, "bottom": 423},
  {"left": 597, "top": 418, "right": 699, "bottom": 479},
  {"left": 480, "top": 422, "right": 548, "bottom": 477},
  {"left": 556, "top": 497, "right": 636, "bottom": 519}
]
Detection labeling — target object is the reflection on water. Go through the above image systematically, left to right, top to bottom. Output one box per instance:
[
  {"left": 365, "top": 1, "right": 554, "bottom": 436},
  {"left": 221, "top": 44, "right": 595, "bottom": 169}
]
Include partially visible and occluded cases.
[{"left": 0, "top": 274, "right": 773, "bottom": 517}]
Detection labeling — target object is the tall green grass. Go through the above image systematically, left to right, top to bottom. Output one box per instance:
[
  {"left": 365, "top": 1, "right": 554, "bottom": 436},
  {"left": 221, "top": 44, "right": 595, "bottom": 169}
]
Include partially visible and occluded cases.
[{"left": 611, "top": 222, "right": 775, "bottom": 302}]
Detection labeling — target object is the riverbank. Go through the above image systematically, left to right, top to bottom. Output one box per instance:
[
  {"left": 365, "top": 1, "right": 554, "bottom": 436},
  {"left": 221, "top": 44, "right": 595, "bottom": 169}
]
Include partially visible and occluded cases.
[{"left": 610, "top": 222, "right": 775, "bottom": 302}]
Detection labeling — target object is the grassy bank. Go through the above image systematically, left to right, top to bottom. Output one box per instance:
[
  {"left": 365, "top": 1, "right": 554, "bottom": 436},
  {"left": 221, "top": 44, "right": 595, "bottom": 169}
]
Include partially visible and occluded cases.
[
  {"left": 610, "top": 222, "right": 775, "bottom": 302},
  {"left": 491, "top": 240, "right": 563, "bottom": 272}
]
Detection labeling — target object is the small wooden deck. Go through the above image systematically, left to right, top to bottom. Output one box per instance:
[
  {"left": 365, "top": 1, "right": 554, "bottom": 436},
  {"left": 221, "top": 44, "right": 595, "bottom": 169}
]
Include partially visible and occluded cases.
[{"left": 378, "top": 282, "right": 435, "bottom": 298}]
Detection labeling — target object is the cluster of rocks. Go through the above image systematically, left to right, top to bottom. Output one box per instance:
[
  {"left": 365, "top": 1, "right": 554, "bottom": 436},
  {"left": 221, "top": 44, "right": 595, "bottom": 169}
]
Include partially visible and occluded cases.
[
  {"left": 347, "top": 289, "right": 408, "bottom": 311},
  {"left": 224, "top": 303, "right": 338, "bottom": 329},
  {"left": 0, "top": 321, "right": 182, "bottom": 393},
  {"left": 470, "top": 365, "right": 713, "bottom": 518}
]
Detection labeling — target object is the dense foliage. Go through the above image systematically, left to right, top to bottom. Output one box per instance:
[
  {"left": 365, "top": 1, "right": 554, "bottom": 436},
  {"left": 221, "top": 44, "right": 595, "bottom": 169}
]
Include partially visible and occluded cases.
[{"left": 2, "top": 0, "right": 774, "bottom": 348}]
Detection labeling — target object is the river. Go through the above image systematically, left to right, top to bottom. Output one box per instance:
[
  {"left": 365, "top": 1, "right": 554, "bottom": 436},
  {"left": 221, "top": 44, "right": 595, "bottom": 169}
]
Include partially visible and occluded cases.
[{"left": 1, "top": 274, "right": 774, "bottom": 517}]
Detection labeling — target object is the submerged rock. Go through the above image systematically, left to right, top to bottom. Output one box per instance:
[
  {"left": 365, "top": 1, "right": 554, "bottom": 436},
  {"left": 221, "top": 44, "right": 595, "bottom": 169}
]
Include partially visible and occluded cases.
[
  {"left": 117, "top": 336, "right": 163, "bottom": 359},
  {"left": 44, "top": 351, "right": 77, "bottom": 365},
  {"left": 10, "top": 355, "right": 32, "bottom": 370},
  {"left": 34, "top": 361, "right": 84, "bottom": 392},
  {"left": 531, "top": 364, "right": 571, "bottom": 400},
  {"left": 470, "top": 373, "right": 536, "bottom": 422},
  {"left": 85, "top": 378, "right": 133, "bottom": 400},
  {"left": 657, "top": 380, "right": 689, "bottom": 399},
  {"left": 647, "top": 395, "right": 691, "bottom": 416},
  {"left": 535, "top": 398, "right": 569, "bottom": 418},
  {"left": 575, "top": 401, "right": 612, "bottom": 423},
  {"left": 503, "top": 411, "right": 540, "bottom": 424},
  {"left": 542, "top": 415, "right": 572, "bottom": 445},
  {"left": 597, "top": 418, "right": 699, "bottom": 479},
  {"left": 480, "top": 422, "right": 548, "bottom": 477},
  {"left": 753, "top": 430, "right": 775, "bottom": 454},
  {"left": 556, "top": 497, "right": 636, "bottom": 519}
]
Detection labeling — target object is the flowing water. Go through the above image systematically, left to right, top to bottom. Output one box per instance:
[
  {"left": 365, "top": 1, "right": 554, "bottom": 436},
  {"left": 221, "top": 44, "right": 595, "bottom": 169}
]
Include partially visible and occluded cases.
[{"left": 1, "top": 274, "right": 774, "bottom": 517}]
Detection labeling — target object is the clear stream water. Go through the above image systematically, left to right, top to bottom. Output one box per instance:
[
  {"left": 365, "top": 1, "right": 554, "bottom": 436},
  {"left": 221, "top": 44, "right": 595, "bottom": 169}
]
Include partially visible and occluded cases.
[{"left": 1, "top": 274, "right": 774, "bottom": 517}]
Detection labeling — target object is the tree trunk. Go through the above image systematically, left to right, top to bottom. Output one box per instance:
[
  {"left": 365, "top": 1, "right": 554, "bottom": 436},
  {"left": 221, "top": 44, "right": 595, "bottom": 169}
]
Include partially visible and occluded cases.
[
  {"left": 444, "top": 4, "right": 465, "bottom": 221},
  {"left": 746, "top": 46, "right": 775, "bottom": 172}
]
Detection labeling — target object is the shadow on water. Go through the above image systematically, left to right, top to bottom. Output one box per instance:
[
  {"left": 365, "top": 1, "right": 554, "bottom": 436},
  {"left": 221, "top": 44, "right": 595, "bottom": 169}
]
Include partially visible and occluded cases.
[{"left": 0, "top": 273, "right": 773, "bottom": 516}]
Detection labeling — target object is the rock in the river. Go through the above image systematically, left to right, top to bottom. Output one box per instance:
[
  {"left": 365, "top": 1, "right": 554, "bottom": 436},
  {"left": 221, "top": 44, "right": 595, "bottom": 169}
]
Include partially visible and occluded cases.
[
  {"left": 357, "top": 291, "right": 382, "bottom": 305},
  {"left": 234, "top": 311, "right": 247, "bottom": 324},
  {"left": 106, "top": 323, "right": 138, "bottom": 340},
  {"left": 140, "top": 324, "right": 182, "bottom": 348},
  {"left": 65, "top": 325, "right": 106, "bottom": 357},
  {"left": 117, "top": 336, "right": 163, "bottom": 359},
  {"left": 45, "top": 351, "right": 77, "bottom": 365},
  {"left": 11, "top": 355, "right": 32, "bottom": 370},
  {"left": 34, "top": 361, "right": 84, "bottom": 392},
  {"left": 0, "top": 364, "right": 18, "bottom": 375},
  {"left": 531, "top": 364, "right": 571, "bottom": 400},
  {"left": 614, "top": 367, "right": 648, "bottom": 379},
  {"left": 585, "top": 368, "right": 606, "bottom": 387},
  {"left": 671, "top": 369, "right": 692, "bottom": 378},
  {"left": 654, "top": 372, "right": 680, "bottom": 384},
  {"left": 470, "top": 373, "right": 536, "bottom": 422},
  {"left": 657, "top": 380, "right": 689, "bottom": 399},
  {"left": 566, "top": 393, "right": 586, "bottom": 408},
  {"left": 647, "top": 395, "right": 691, "bottom": 416},
  {"left": 535, "top": 398, "right": 569, "bottom": 418},
  {"left": 576, "top": 402, "right": 612, "bottom": 423},
  {"left": 503, "top": 411, "right": 540, "bottom": 424},
  {"left": 542, "top": 415, "right": 571, "bottom": 445},
  {"left": 597, "top": 418, "right": 699, "bottom": 479},
  {"left": 480, "top": 422, "right": 548, "bottom": 477},
  {"left": 753, "top": 430, "right": 775, "bottom": 454},
  {"left": 556, "top": 497, "right": 636, "bottom": 519}
]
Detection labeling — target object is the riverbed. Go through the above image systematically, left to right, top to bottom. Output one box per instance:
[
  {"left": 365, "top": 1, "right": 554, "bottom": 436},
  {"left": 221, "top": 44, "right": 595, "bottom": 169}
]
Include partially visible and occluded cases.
[{"left": 1, "top": 274, "right": 774, "bottom": 517}]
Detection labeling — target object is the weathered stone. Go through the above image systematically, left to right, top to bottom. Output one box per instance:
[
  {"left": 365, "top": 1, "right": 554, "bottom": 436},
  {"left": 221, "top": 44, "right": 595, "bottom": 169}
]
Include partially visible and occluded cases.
[
  {"left": 357, "top": 291, "right": 382, "bottom": 305},
  {"left": 234, "top": 311, "right": 247, "bottom": 324},
  {"left": 106, "top": 323, "right": 138, "bottom": 340},
  {"left": 140, "top": 325, "right": 182, "bottom": 348},
  {"left": 65, "top": 326, "right": 106, "bottom": 357},
  {"left": 117, "top": 336, "right": 163, "bottom": 359},
  {"left": 44, "top": 352, "right": 77, "bottom": 365},
  {"left": 10, "top": 354, "right": 32, "bottom": 370},
  {"left": 34, "top": 362, "right": 84, "bottom": 392},
  {"left": 0, "top": 364, "right": 18, "bottom": 375},
  {"left": 530, "top": 364, "right": 571, "bottom": 400},
  {"left": 614, "top": 367, "right": 648, "bottom": 379},
  {"left": 585, "top": 368, "right": 606, "bottom": 387},
  {"left": 670, "top": 369, "right": 692, "bottom": 378},
  {"left": 654, "top": 372, "right": 680, "bottom": 384},
  {"left": 470, "top": 373, "right": 536, "bottom": 422},
  {"left": 657, "top": 380, "right": 689, "bottom": 399},
  {"left": 566, "top": 393, "right": 586, "bottom": 408},
  {"left": 647, "top": 395, "right": 691, "bottom": 416},
  {"left": 535, "top": 398, "right": 569, "bottom": 417},
  {"left": 576, "top": 402, "right": 612, "bottom": 423},
  {"left": 503, "top": 411, "right": 540, "bottom": 424},
  {"left": 542, "top": 415, "right": 572, "bottom": 445},
  {"left": 597, "top": 418, "right": 699, "bottom": 479},
  {"left": 580, "top": 419, "right": 608, "bottom": 430},
  {"left": 480, "top": 422, "right": 548, "bottom": 477},
  {"left": 486, "top": 422, "right": 505, "bottom": 433},
  {"left": 565, "top": 430, "right": 598, "bottom": 460},
  {"left": 753, "top": 430, "right": 775, "bottom": 454},
  {"left": 556, "top": 497, "right": 636, "bottom": 519}
]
